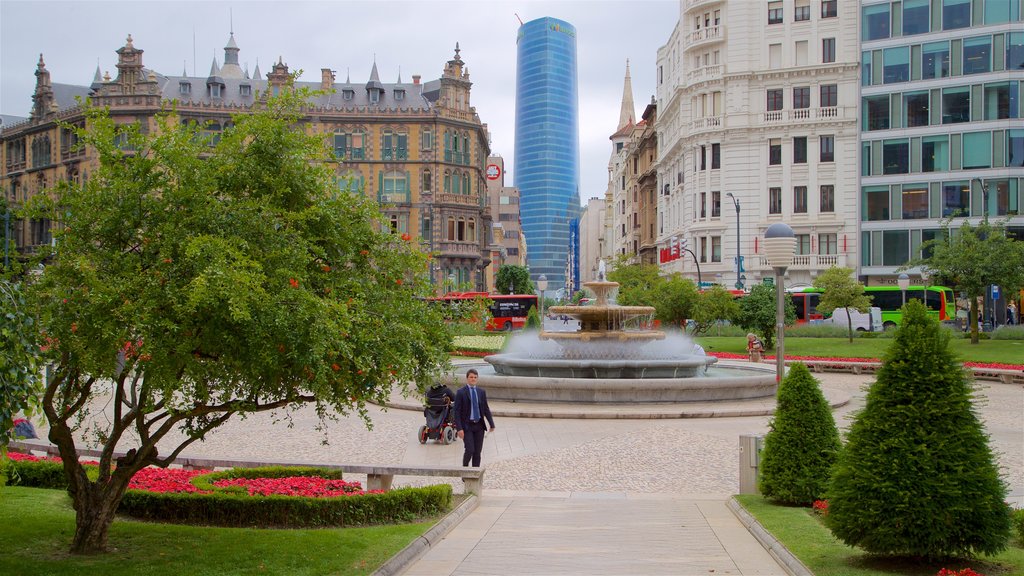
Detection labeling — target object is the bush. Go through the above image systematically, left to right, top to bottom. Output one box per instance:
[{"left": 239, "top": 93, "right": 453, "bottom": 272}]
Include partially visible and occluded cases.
[
  {"left": 826, "top": 300, "right": 1011, "bottom": 559},
  {"left": 525, "top": 304, "right": 541, "bottom": 330},
  {"left": 783, "top": 324, "right": 851, "bottom": 338},
  {"left": 992, "top": 325, "right": 1024, "bottom": 340},
  {"left": 758, "top": 363, "right": 841, "bottom": 505},
  {"left": 2, "top": 456, "right": 94, "bottom": 488},
  {"left": 118, "top": 483, "right": 452, "bottom": 528},
  {"left": 1013, "top": 508, "right": 1024, "bottom": 547}
]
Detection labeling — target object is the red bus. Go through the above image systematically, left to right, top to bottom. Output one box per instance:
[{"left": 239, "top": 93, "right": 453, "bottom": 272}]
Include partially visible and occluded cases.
[{"left": 430, "top": 292, "right": 539, "bottom": 331}]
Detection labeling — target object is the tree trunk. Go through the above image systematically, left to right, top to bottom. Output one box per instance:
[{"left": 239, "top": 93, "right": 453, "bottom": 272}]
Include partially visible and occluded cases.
[
  {"left": 969, "top": 298, "right": 980, "bottom": 345},
  {"left": 846, "top": 309, "right": 854, "bottom": 343},
  {"left": 69, "top": 481, "right": 126, "bottom": 554}
]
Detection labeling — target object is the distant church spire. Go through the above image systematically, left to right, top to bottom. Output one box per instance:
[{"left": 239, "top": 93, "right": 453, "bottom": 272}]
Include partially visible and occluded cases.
[{"left": 617, "top": 59, "right": 635, "bottom": 130}]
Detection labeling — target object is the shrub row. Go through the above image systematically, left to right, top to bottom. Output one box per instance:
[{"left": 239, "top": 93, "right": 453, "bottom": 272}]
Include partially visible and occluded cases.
[
  {"left": 2, "top": 455, "right": 95, "bottom": 488},
  {"left": 189, "top": 465, "right": 343, "bottom": 492},
  {"left": 118, "top": 484, "right": 452, "bottom": 528}
]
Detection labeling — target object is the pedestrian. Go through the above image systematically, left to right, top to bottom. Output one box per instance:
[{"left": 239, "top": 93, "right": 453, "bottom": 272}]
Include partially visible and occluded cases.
[
  {"left": 1008, "top": 301, "right": 1018, "bottom": 325},
  {"left": 746, "top": 333, "right": 764, "bottom": 362},
  {"left": 454, "top": 368, "right": 495, "bottom": 467}
]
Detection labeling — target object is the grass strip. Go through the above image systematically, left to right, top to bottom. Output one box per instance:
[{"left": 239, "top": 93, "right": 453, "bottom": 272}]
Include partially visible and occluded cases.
[{"left": 697, "top": 337, "right": 1024, "bottom": 366}]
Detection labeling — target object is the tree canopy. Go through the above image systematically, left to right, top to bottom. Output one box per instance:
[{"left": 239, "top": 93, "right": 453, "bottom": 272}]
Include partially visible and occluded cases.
[
  {"left": 22, "top": 91, "right": 453, "bottom": 553},
  {"left": 912, "top": 219, "right": 1024, "bottom": 343},
  {"left": 494, "top": 264, "right": 534, "bottom": 295},
  {"left": 812, "top": 266, "right": 871, "bottom": 342},
  {"left": 0, "top": 280, "right": 43, "bottom": 449},
  {"left": 736, "top": 283, "right": 795, "bottom": 350},
  {"left": 689, "top": 285, "right": 740, "bottom": 336}
]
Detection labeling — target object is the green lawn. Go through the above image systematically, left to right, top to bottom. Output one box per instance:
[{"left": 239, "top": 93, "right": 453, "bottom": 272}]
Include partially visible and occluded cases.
[
  {"left": 697, "top": 336, "right": 1024, "bottom": 365},
  {"left": 0, "top": 486, "right": 435, "bottom": 576},
  {"left": 735, "top": 495, "right": 1024, "bottom": 576}
]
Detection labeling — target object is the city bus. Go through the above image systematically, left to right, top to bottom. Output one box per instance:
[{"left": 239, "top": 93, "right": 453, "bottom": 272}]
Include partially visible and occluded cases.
[
  {"left": 789, "top": 286, "right": 955, "bottom": 329},
  {"left": 429, "top": 292, "right": 539, "bottom": 331}
]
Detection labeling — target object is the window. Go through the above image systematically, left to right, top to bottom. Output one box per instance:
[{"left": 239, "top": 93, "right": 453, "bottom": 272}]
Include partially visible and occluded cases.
[
  {"left": 822, "top": 0, "right": 837, "bottom": 18},
  {"left": 903, "top": 0, "right": 930, "bottom": 35},
  {"left": 943, "top": 0, "right": 971, "bottom": 30},
  {"left": 986, "top": 0, "right": 1020, "bottom": 23},
  {"left": 768, "top": 2, "right": 783, "bottom": 24},
  {"left": 795, "top": 2, "right": 810, "bottom": 21},
  {"left": 863, "top": 4, "right": 891, "bottom": 40},
  {"left": 714, "top": 9, "right": 720, "bottom": 25},
  {"left": 1008, "top": 33, "right": 1024, "bottom": 70},
  {"left": 963, "top": 36, "right": 992, "bottom": 75},
  {"left": 822, "top": 38, "right": 836, "bottom": 63},
  {"left": 796, "top": 41, "right": 809, "bottom": 66},
  {"left": 922, "top": 42, "right": 951, "bottom": 79},
  {"left": 769, "top": 44, "right": 782, "bottom": 68},
  {"left": 884, "top": 47, "right": 910, "bottom": 84},
  {"left": 862, "top": 52, "right": 873, "bottom": 87},
  {"left": 179, "top": 81, "right": 191, "bottom": 95},
  {"left": 984, "top": 82, "right": 1018, "bottom": 120},
  {"left": 209, "top": 84, "right": 221, "bottom": 98},
  {"left": 820, "top": 84, "right": 837, "bottom": 107},
  {"left": 942, "top": 86, "right": 970, "bottom": 124},
  {"left": 793, "top": 87, "right": 810, "bottom": 109},
  {"left": 342, "top": 89, "right": 355, "bottom": 100},
  {"left": 394, "top": 89, "right": 405, "bottom": 100},
  {"left": 767, "top": 89, "right": 784, "bottom": 111},
  {"left": 369, "top": 90, "right": 379, "bottom": 104},
  {"left": 904, "top": 91, "right": 930, "bottom": 127},
  {"left": 864, "top": 95, "right": 890, "bottom": 131},
  {"left": 421, "top": 128, "right": 433, "bottom": 150},
  {"left": 381, "top": 130, "right": 408, "bottom": 160},
  {"left": 1009, "top": 130, "right": 1024, "bottom": 167},
  {"left": 962, "top": 132, "right": 992, "bottom": 169},
  {"left": 31, "top": 135, "right": 51, "bottom": 168},
  {"left": 820, "top": 135, "right": 834, "bottom": 162},
  {"left": 922, "top": 135, "right": 950, "bottom": 172},
  {"left": 794, "top": 137, "right": 808, "bottom": 163},
  {"left": 769, "top": 139, "right": 782, "bottom": 165},
  {"left": 883, "top": 139, "right": 910, "bottom": 174},
  {"left": 700, "top": 145, "right": 707, "bottom": 170},
  {"left": 381, "top": 171, "right": 409, "bottom": 204},
  {"left": 990, "top": 179, "right": 1016, "bottom": 215},
  {"left": 942, "top": 181, "right": 970, "bottom": 216},
  {"left": 902, "top": 184, "right": 929, "bottom": 219},
  {"left": 820, "top": 185, "right": 835, "bottom": 212},
  {"left": 794, "top": 186, "right": 808, "bottom": 213},
  {"left": 864, "top": 186, "right": 890, "bottom": 221},
  {"left": 769, "top": 187, "right": 782, "bottom": 214},
  {"left": 700, "top": 191, "right": 707, "bottom": 217},
  {"left": 387, "top": 213, "right": 409, "bottom": 234},
  {"left": 882, "top": 230, "right": 910, "bottom": 266},
  {"left": 819, "top": 233, "right": 837, "bottom": 255},
  {"left": 711, "top": 236, "right": 722, "bottom": 262},
  {"left": 700, "top": 237, "right": 708, "bottom": 262}
]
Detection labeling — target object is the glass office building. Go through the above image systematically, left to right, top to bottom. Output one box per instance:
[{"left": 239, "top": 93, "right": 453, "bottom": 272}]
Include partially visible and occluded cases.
[
  {"left": 859, "top": 0, "right": 1024, "bottom": 285},
  {"left": 515, "top": 17, "right": 581, "bottom": 289}
]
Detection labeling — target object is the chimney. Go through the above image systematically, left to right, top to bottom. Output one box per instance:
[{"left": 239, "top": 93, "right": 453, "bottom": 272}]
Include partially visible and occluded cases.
[
  {"left": 321, "top": 68, "right": 335, "bottom": 90},
  {"left": 412, "top": 75, "right": 421, "bottom": 85}
]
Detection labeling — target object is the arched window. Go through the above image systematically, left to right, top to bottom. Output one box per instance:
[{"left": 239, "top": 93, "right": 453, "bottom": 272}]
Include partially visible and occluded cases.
[
  {"left": 422, "top": 169, "right": 432, "bottom": 192},
  {"left": 443, "top": 170, "right": 451, "bottom": 193},
  {"left": 452, "top": 170, "right": 461, "bottom": 195},
  {"left": 462, "top": 173, "right": 471, "bottom": 195},
  {"left": 447, "top": 217, "right": 457, "bottom": 241},
  {"left": 457, "top": 217, "right": 466, "bottom": 241},
  {"left": 467, "top": 218, "right": 476, "bottom": 243}
]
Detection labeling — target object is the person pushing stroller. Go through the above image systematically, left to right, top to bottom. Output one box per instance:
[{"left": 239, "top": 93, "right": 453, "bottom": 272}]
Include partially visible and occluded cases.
[{"left": 418, "top": 383, "right": 457, "bottom": 444}]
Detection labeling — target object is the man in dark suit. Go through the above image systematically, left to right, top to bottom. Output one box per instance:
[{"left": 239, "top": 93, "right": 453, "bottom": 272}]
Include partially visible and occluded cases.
[{"left": 453, "top": 368, "right": 496, "bottom": 467}]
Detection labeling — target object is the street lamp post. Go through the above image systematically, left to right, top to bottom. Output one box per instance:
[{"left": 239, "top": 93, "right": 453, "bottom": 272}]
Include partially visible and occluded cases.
[
  {"left": 971, "top": 177, "right": 993, "bottom": 328},
  {"left": 726, "top": 192, "right": 741, "bottom": 290},
  {"left": 764, "top": 223, "right": 796, "bottom": 383},
  {"left": 897, "top": 272, "right": 910, "bottom": 307},
  {"left": 537, "top": 274, "right": 548, "bottom": 325}
]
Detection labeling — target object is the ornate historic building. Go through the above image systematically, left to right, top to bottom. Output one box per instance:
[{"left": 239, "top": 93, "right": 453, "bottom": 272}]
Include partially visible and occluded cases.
[{"left": 1, "top": 35, "right": 493, "bottom": 291}]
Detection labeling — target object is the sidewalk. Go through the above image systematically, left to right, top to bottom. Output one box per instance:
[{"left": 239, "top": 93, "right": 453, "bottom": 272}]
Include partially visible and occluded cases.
[{"left": 401, "top": 491, "right": 789, "bottom": 576}]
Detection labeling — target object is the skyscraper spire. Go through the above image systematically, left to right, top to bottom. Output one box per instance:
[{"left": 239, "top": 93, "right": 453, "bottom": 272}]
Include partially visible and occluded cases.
[{"left": 617, "top": 58, "right": 635, "bottom": 130}]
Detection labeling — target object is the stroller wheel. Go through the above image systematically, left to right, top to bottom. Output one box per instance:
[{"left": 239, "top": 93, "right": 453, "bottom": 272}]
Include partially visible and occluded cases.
[
  {"left": 418, "top": 425, "right": 428, "bottom": 444},
  {"left": 442, "top": 425, "right": 457, "bottom": 445}
]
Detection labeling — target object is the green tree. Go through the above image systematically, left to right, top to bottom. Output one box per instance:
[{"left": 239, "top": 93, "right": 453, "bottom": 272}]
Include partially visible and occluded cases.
[
  {"left": 22, "top": 92, "right": 453, "bottom": 554},
  {"left": 912, "top": 219, "right": 1024, "bottom": 344},
  {"left": 606, "top": 260, "right": 662, "bottom": 306},
  {"left": 495, "top": 264, "right": 534, "bottom": 295},
  {"left": 812, "top": 266, "right": 872, "bottom": 343},
  {"left": 648, "top": 274, "right": 698, "bottom": 327},
  {"left": 0, "top": 280, "right": 43, "bottom": 450},
  {"left": 736, "top": 283, "right": 795, "bottom": 350},
  {"left": 690, "top": 285, "right": 740, "bottom": 336},
  {"left": 570, "top": 289, "right": 588, "bottom": 305},
  {"left": 826, "top": 300, "right": 1011, "bottom": 559},
  {"left": 525, "top": 302, "right": 542, "bottom": 330},
  {"left": 758, "top": 363, "right": 841, "bottom": 505}
]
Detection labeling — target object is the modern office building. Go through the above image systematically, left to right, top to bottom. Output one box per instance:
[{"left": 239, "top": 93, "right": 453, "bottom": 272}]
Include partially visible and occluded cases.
[
  {"left": 655, "top": 0, "right": 861, "bottom": 289},
  {"left": 859, "top": 0, "right": 1024, "bottom": 288},
  {"left": 514, "top": 16, "right": 581, "bottom": 290},
  {"left": 1, "top": 35, "right": 494, "bottom": 292}
]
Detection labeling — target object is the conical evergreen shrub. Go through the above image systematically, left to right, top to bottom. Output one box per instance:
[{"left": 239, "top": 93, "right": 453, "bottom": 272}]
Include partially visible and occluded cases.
[
  {"left": 826, "top": 300, "right": 1011, "bottom": 559},
  {"left": 758, "top": 362, "right": 841, "bottom": 505}
]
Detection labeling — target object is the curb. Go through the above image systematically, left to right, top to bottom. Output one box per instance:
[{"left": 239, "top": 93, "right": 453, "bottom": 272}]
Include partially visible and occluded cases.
[
  {"left": 372, "top": 494, "right": 480, "bottom": 576},
  {"left": 726, "top": 497, "right": 813, "bottom": 576}
]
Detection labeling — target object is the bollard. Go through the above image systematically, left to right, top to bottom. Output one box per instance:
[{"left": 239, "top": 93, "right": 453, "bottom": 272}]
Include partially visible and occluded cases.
[{"left": 738, "top": 434, "right": 764, "bottom": 494}]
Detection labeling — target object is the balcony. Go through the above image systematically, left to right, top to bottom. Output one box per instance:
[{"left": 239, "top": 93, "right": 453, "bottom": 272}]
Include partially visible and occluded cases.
[
  {"left": 685, "top": 0, "right": 721, "bottom": 11},
  {"left": 685, "top": 25, "right": 722, "bottom": 50},
  {"left": 686, "top": 64, "right": 723, "bottom": 87},
  {"left": 761, "top": 107, "right": 846, "bottom": 126},
  {"left": 688, "top": 115, "right": 723, "bottom": 135},
  {"left": 381, "top": 147, "right": 409, "bottom": 161},
  {"left": 443, "top": 150, "right": 471, "bottom": 165},
  {"left": 435, "top": 192, "right": 483, "bottom": 207},
  {"left": 436, "top": 240, "right": 484, "bottom": 257},
  {"left": 751, "top": 253, "right": 846, "bottom": 271}
]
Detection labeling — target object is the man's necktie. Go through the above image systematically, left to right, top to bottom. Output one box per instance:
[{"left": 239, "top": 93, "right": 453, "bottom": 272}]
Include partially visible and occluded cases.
[{"left": 470, "top": 386, "right": 480, "bottom": 421}]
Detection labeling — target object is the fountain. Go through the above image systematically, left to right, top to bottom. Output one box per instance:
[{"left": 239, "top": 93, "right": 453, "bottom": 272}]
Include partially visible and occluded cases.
[{"left": 445, "top": 261, "right": 779, "bottom": 404}]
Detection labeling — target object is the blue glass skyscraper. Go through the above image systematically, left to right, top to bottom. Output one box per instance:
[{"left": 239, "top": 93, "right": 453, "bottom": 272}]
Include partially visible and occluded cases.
[{"left": 515, "top": 17, "right": 580, "bottom": 290}]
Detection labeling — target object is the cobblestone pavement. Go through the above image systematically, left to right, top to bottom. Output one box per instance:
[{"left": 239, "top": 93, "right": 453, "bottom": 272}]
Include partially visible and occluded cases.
[{"left": 57, "top": 372, "right": 1024, "bottom": 500}]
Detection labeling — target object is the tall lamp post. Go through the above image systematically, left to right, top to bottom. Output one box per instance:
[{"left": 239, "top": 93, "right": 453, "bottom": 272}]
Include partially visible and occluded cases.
[
  {"left": 971, "top": 177, "right": 993, "bottom": 328},
  {"left": 725, "top": 193, "right": 742, "bottom": 289},
  {"left": 764, "top": 223, "right": 796, "bottom": 383},
  {"left": 897, "top": 272, "right": 910, "bottom": 307},
  {"left": 537, "top": 274, "right": 548, "bottom": 324}
]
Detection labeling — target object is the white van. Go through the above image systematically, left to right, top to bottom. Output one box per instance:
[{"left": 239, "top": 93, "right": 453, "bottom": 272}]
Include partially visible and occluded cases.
[{"left": 821, "top": 306, "right": 883, "bottom": 332}]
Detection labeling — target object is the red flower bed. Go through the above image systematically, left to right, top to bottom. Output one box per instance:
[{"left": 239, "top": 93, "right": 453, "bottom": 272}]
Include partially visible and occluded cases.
[
  {"left": 708, "top": 352, "right": 1023, "bottom": 371},
  {"left": 6, "top": 452, "right": 99, "bottom": 465},
  {"left": 129, "top": 467, "right": 209, "bottom": 494},
  {"left": 213, "top": 476, "right": 375, "bottom": 497}
]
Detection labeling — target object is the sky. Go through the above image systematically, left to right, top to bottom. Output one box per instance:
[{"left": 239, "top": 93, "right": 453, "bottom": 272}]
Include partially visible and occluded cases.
[{"left": 1, "top": 0, "right": 679, "bottom": 204}]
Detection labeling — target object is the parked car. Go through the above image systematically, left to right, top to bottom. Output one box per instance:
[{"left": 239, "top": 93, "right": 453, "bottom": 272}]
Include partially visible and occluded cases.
[{"left": 820, "top": 306, "right": 883, "bottom": 332}]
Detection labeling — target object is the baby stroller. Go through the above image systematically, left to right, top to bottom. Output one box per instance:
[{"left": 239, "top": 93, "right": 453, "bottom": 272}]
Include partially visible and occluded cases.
[{"left": 418, "top": 384, "right": 457, "bottom": 445}]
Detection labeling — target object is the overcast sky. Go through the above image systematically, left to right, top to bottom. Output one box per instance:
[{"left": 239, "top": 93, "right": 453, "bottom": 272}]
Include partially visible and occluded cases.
[{"left": 1, "top": 0, "right": 679, "bottom": 204}]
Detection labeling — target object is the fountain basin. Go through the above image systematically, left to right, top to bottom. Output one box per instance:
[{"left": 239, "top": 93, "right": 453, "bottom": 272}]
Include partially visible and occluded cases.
[
  {"left": 486, "top": 352, "right": 714, "bottom": 378},
  {"left": 442, "top": 362, "right": 778, "bottom": 404}
]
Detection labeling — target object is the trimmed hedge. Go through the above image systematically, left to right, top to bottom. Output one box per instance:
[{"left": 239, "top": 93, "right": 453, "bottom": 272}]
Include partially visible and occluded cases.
[
  {"left": 2, "top": 456, "right": 95, "bottom": 488},
  {"left": 118, "top": 484, "right": 452, "bottom": 528}
]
